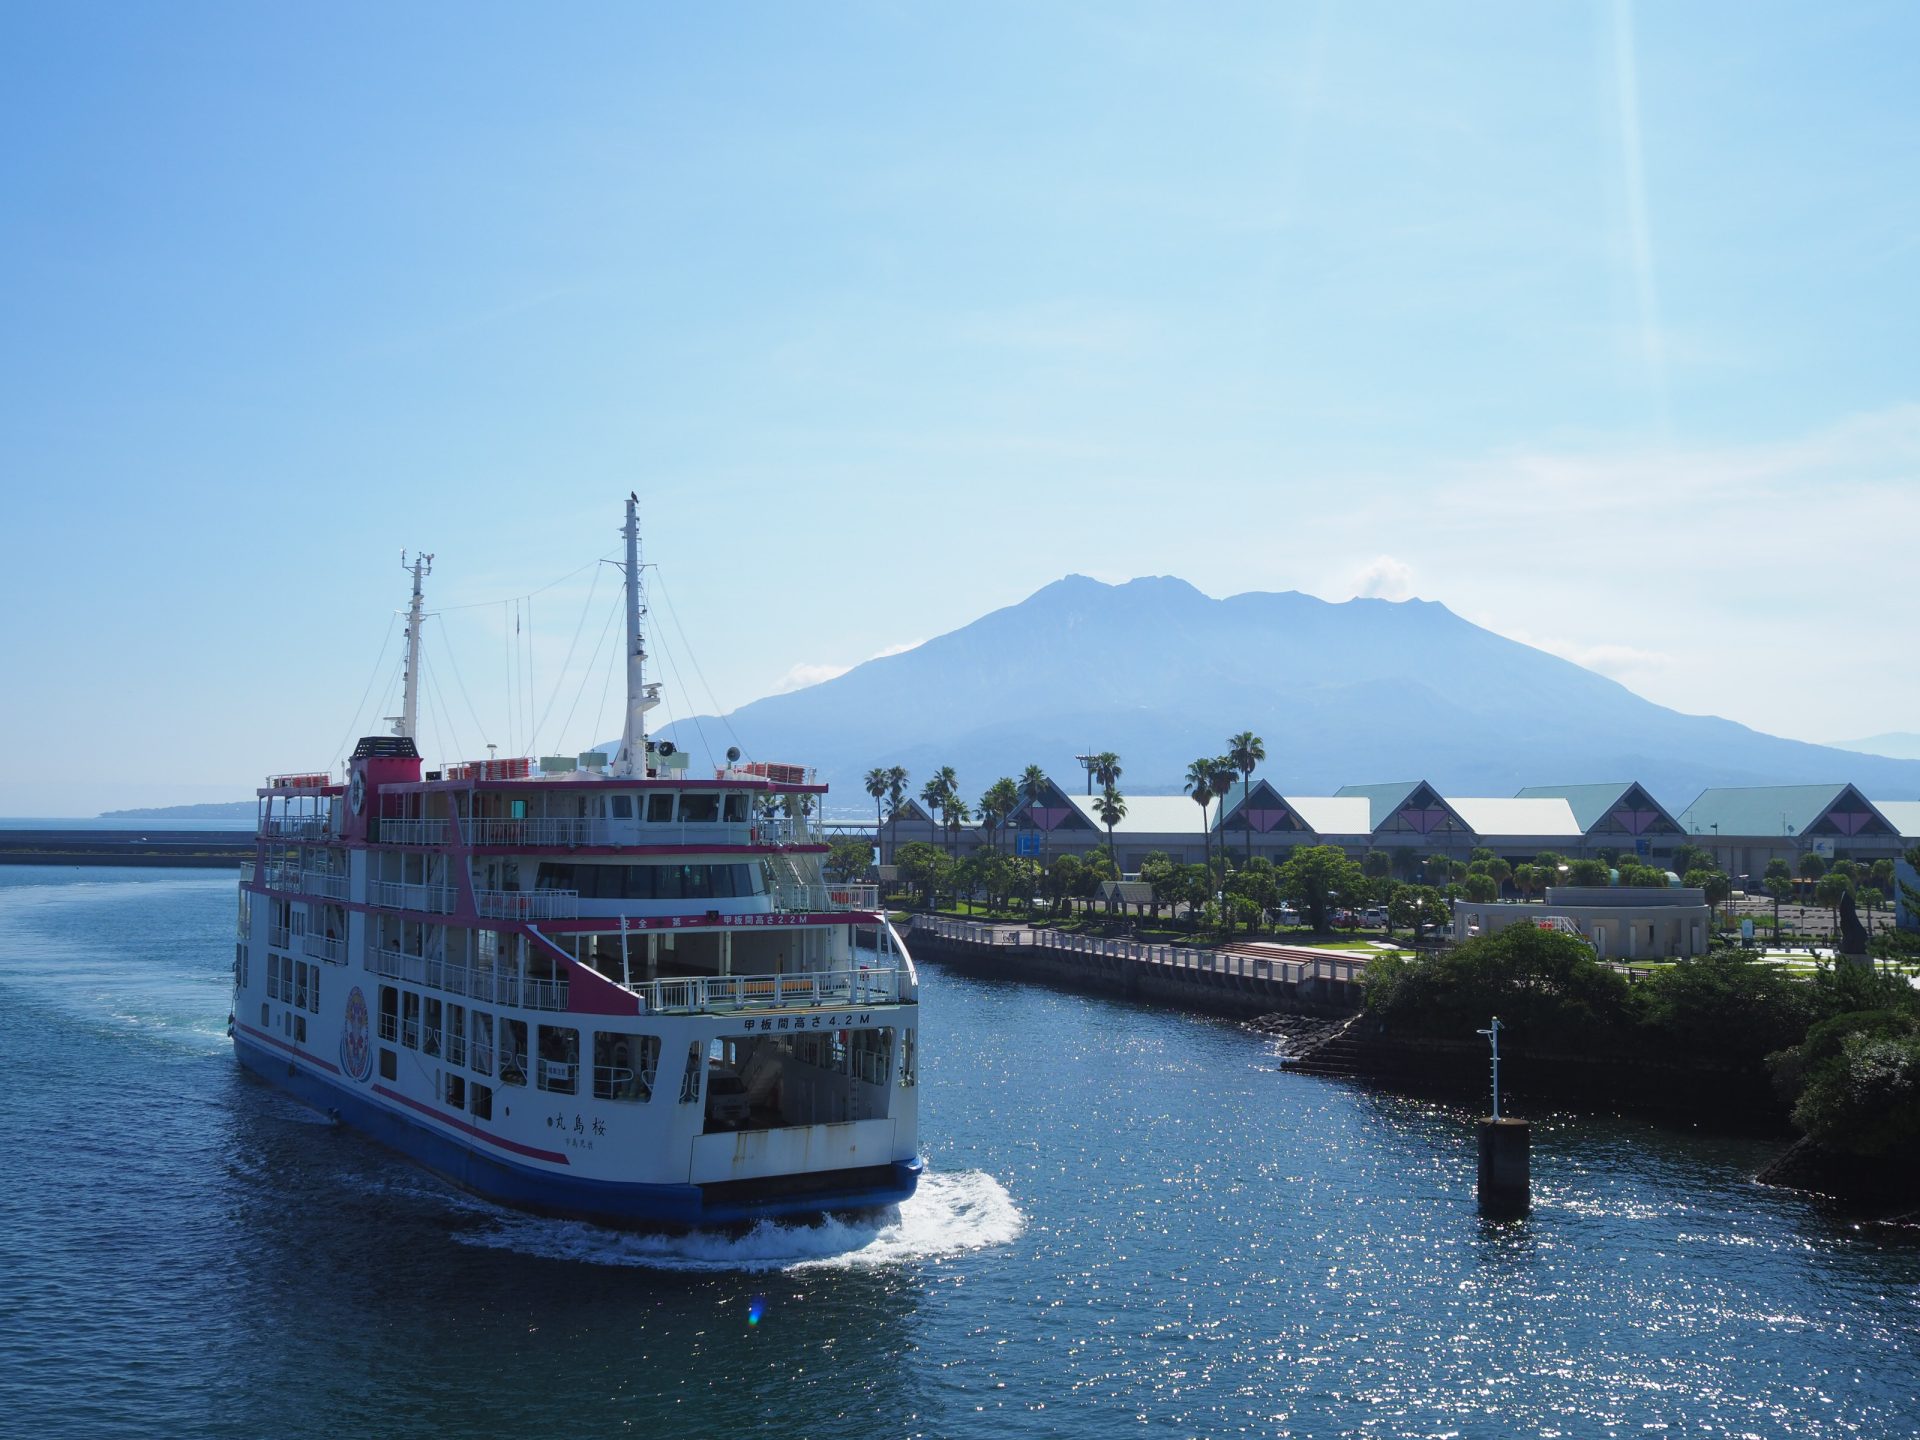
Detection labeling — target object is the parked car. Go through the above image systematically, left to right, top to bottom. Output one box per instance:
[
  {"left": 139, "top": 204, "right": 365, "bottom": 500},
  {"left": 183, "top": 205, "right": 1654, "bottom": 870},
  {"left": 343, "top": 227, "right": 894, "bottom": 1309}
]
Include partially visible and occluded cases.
[
  {"left": 1362, "top": 906, "right": 1389, "bottom": 928},
  {"left": 704, "top": 1064, "right": 752, "bottom": 1129}
]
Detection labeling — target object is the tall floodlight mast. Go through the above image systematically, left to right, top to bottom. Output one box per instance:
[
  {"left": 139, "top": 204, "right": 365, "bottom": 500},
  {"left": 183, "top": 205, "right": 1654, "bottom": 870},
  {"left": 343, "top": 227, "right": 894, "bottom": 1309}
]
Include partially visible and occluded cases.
[
  {"left": 614, "top": 493, "right": 659, "bottom": 777},
  {"left": 392, "top": 551, "right": 433, "bottom": 739}
]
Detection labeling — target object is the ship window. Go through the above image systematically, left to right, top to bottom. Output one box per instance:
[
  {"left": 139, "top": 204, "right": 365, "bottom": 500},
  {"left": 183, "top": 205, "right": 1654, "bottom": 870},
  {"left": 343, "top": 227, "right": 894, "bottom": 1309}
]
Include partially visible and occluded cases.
[
  {"left": 680, "top": 793, "right": 719, "bottom": 823},
  {"left": 724, "top": 793, "right": 750, "bottom": 823},
  {"left": 646, "top": 794, "right": 674, "bottom": 823},
  {"left": 610, "top": 795, "right": 632, "bottom": 819},
  {"left": 511, "top": 800, "right": 526, "bottom": 819},
  {"left": 235, "top": 947, "right": 247, "bottom": 988},
  {"left": 267, "top": 953, "right": 280, "bottom": 1001},
  {"left": 294, "top": 961, "right": 308, "bottom": 1012},
  {"left": 308, "top": 965, "right": 319, "bottom": 1014},
  {"left": 378, "top": 986, "right": 399, "bottom": 1044},
  {"left": 402, "top": 992, "right": 421, "bottom": 1049},
  {"left": 423, "top": 998, "right": 443, "bottom": 1057},
  {"left": 260, "top": 1002, "right": 269, "bottom": 1027},
  {"left": 446, "top": 1004, "right": 466, "bottom": 1066},
  {"left": 471, "top": 1010, "right": 494, "bottom": 1076},
  {"left": 295, "top": 1015, "right": 307, "bottom": 1044},
  {"left": 500, "top": 1019, "right": 528, "bottom": 1085},
  {"left": 537, "top": 1025, "right": 579, "bottom": 1094},
  {"left": 901, "top": 1028, "right": 916, "bottom": 1088},
  {"left": 594, "top": 1031, "right": 660, "bottom": 1102},
  {"left": 678, "top": 1042, "right": 703, "bottom": 1103},
  {"left": 379, "top": 1048, "right": 397, "bottom": 1081},
  {"left": 445, "top": 1073, "right": 465, "bottom": 1111},
  {"left": 470, "top": 1082, "right": 492, "bottom": 1120}
]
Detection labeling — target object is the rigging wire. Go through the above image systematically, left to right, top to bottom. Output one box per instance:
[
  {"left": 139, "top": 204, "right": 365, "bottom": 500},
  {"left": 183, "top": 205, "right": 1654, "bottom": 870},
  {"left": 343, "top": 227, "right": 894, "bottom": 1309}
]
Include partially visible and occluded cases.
[
  {"left": 432, "top": 552, "right": 611, "bottom": 613},
  {"left": 531, "top": 558, "right": 605, "bottom": 744},
  {"left": 651, "top": 568, "right": 746, "bottom": 761},
  {"left": 554, "top": 584, "right": 624, "bottom": 756},
  {"left": 524, "top": 594, "right": 537, "bottom": 756},
  {"left": 590, "top": 597, "right": 624, "bottom": 756},
  {"left": 502, "top": 599, "right": 517, "bottom": 756},
  {"left": 647, "top": 611, "right": 710, "bottom": 770},
  {"left": 330, "top": 612, "right": 400, "bottom": 771},
  {"left": 430, "top": 614, "right": 492, "bottom": 755},
  {"left": 421, "top": 648, "right": 465, "bottom": 763}
]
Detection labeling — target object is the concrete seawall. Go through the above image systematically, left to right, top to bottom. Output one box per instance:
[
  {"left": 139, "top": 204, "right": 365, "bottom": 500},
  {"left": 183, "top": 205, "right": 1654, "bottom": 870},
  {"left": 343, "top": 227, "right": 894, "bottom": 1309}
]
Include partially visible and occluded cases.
[{"left": 904, "top": 915, "right": 1364, "bottom": 1019}]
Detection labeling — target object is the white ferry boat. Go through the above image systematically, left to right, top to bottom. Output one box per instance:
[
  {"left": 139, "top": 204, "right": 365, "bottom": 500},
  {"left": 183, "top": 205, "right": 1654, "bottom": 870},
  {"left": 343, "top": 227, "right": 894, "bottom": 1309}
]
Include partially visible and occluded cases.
[{"left": 231, "top": 498, "right": 920, "bottom": 1228}]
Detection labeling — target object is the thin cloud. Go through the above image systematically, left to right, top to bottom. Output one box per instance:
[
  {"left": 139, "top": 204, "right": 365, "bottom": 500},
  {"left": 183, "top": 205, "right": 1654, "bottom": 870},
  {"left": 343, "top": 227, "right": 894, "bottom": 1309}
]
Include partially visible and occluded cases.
[
  {"left": 1610, "top": 0, "right": 1666, "bottom": 431},
  {"left": 1351, "top": 555, "right": 1415, "bottom": 601},
  {"left": 770, "top": 639, "right": 925, "bottom": 695}
]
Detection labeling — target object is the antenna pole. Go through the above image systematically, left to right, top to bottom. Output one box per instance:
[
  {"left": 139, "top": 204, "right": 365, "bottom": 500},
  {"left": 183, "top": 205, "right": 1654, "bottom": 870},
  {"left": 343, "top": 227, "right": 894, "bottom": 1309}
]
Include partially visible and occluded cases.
[
  {"left": 616, "top": 494, "right": 649, "bottom": 777},
  {"left": 396, "top": 552, "right": 432, "bottom": 739}
]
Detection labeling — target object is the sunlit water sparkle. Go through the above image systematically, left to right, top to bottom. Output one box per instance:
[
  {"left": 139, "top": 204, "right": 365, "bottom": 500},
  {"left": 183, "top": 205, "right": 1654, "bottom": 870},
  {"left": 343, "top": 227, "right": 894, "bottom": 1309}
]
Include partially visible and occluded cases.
[{"left": 0, "top": 866, "right": 1915, "bottom": 1438}]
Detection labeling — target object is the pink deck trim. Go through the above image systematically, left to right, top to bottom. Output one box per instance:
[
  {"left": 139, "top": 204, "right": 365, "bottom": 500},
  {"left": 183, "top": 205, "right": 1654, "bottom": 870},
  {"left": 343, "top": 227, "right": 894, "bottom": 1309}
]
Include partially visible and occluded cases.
[
  {"left": 235, "top": 1021, "right": 342, "bottom": 1074},
  {"left": 373, "top": 1084, "right": 571, "bottom": 1165}
]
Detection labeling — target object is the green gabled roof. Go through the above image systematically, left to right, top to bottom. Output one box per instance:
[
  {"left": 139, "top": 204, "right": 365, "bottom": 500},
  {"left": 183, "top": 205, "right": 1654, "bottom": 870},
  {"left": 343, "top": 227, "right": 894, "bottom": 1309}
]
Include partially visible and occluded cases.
[
  {"left": 1333, "top": 780, "right": 1465, "bottom": 835},
  {"left": 1514, "top": 783, "right": 1636, "bottom": 831},
  {"left": 1675, "top": 784, "right": 1894, "bottom": 839}
]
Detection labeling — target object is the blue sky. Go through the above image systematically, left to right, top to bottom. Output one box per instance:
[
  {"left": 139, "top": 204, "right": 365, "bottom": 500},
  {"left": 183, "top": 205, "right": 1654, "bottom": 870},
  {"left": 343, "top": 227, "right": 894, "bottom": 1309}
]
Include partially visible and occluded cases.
[{"left": 3, "top": 2, "right": 1916, "bottom": 813}]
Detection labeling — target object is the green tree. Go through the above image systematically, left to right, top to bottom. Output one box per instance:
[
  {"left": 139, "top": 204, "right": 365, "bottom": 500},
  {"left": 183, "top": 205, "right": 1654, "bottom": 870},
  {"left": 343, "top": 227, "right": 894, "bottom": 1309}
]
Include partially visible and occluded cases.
[
  {"left": 1228, "top": 730, "right": 1266, "bottom": 867},
  {"left": 1091, "top": 751, "right": 1122, "bottom": 795},
  {"left": 1185, "top": 757, "right": 1217, "bottom": 877},
  {"left": 1207, "top": 758, "right": 1237, "bottom": 877},
  {"left": 1020, "top": 764, "right": 1051, "bottom": 864},
  {"left": 885, "top": 766, "right": 909, "bottom": 865},
  {"left": 864, "top": 767, "right": 889, "bottom": 865},
  {"left": 978, "top": 777, "right": 1019, "bottom": 856},
  {"left": 1093, "top": 786, "right": 1127, "bottom": 911},
  {"left": 943, "top": 795, "right": 973, "bottom": 858},
  {"left": 825, "top": 837, "right": 873, "bottom": 882},
  {"left": 894, "top": 841, "right": 950, "bottom": 910},
  {"left": 1672, "top": 843, "right": 1716, "bottom": 877},
  {"left": 1278, "top": 844, "right": 1367, "bottom": 932},
  {"left": 1363, "top": 850, "right": 1393, "bottom": 883},
  {"left": 1138, "top": 851, "right": 1178, "bottom": 922},
  {"left": 1798, "top": 852, "right": 1827, "bottom": 886},
  {"left": 1044, "top": 854, "right": 1087, "bottom": 918},
  {"left": 1483, "top": 857, "right": 1513, "bottom": 892},
  {"left": 1567, "top": 858, "right": 1610, "bottom": 886},
  {"left": 1869, "top": 858, "right": 1895, "bottom": 897},
  {"left": 1815, "top": 870, "right": 1853, "bottom": 937},
  {"left": 1463, "top": 872, "right": 1498, "bottom": 903},
  {"left": 1764, "top": 872, "right": 1794, "bottom": 941},
  {"left": 1389, "top": 884, "right": 1450, "bottom": 939},
  {"left": 1859, "top": 885, "right": 1885, "bottom": 934},
  {"left": 1362, "top": 924, "right": 1628, "bottom": 1048},
  {"left": 1633, "top": 949, "right": 1814, "bottom": 1070}
]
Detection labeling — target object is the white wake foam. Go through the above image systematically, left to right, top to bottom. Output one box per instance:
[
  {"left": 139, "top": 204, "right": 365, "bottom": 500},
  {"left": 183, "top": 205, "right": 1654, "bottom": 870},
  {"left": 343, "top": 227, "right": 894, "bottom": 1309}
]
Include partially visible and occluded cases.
[{"left": 451, "top": 1168, "right": 1024, "bottom": 1272}]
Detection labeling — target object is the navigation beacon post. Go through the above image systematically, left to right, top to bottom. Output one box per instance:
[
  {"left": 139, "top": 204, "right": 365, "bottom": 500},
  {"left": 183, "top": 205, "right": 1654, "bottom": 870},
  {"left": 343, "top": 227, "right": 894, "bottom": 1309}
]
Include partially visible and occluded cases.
[{"left": 1475, "top": 1016, "right": 1530, "bottom": 1217}]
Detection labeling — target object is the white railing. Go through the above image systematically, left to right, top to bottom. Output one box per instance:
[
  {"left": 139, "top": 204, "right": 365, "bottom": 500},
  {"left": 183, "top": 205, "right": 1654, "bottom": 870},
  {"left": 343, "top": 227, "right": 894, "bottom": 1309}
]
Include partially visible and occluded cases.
[
  {"left": 259, "top": 815, "right": 335, "bottom": 840},
  {"left": 467, "top": 816, "right": 608, "bottom": 847},
  {"left": 754, "top": 817, "right": 827, "bottom": 848},
  {"left": 377, "top": 818, "right": 450, "bottom": 846},
  {"left": 239, "top": 862, "right": 255, "bottom": 884},
  {"left": 264, "top": 864, "right": 303, "bottom": 891},
  {"left": 300, "top": 870, "right": 348, "bottom": 900},
  {"left": 369, "top": 880, "right": 456, "bottom": 914},
  {"left": 774, "top": 883, "right": 881, "bottom": 913},
  {"left": 475, "top": 889, "right": 578, "bottom": 920},
  {"left": 913, "top": 916, "right": 1369, "bottom": 986},
  {"left": 268, "top": 924, "right": 292, "bottom": 949},
  {"left": 303, "top": 933, "right": 345, "bottom": 964},
  {"left": 370, "top": 948, "right": 570, "bottom": 1012},
  {"left": 640, "top": 967, "right": 903, "bottom": 1015}
]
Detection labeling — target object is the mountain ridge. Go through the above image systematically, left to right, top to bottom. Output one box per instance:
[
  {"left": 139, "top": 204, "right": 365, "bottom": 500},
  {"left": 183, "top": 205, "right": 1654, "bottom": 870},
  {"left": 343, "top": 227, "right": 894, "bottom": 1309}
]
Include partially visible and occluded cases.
[{"left": 653, "top": 574, "right": 1920, "bottom": 812}]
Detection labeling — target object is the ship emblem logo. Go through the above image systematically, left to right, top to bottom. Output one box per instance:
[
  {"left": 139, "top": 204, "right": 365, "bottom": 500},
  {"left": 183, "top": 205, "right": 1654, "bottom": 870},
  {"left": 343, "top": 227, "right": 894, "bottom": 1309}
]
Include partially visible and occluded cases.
[{"left": 340, "top": 986, "right": 373, "bottom": 1082}]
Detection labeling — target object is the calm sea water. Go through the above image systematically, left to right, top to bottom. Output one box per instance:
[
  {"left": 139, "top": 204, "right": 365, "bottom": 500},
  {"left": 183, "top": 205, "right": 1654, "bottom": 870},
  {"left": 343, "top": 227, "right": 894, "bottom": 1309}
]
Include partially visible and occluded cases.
[{"left": 1, "top": 865, "right": 1916, "bottom": 1439}]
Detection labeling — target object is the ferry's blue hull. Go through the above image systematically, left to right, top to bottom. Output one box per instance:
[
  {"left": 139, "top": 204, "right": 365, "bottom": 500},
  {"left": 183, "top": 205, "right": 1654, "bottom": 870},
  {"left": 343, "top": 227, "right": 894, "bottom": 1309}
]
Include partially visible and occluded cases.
[{"left": 234, "top": 1035, "right": 921, "bottom": 1229}]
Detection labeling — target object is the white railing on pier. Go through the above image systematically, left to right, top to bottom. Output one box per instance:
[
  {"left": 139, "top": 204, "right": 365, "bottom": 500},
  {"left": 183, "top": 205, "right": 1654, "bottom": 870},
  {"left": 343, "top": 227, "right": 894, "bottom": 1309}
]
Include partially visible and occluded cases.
[
  {"left": 377, "top": 818, "right": 450, "bottom": 846},
  {"left": 300, "top": 870, "right": 348, "bottom": 900},
  {"left": 368, "top": 880, "right": 456, "bottom": 914},
  {"left": 773, "top": 882, "right": 881, "bottom": 913},
  {"left": 475, "top": 888, "right": 578, "bottom": 920},
  {"left": 913, "top": 916, "right": 1369, "bottom": 986},
  {"left": 303, "top": 933, "right": 345, "bottom": 964},
  {"left": 641, "top": 967, "right": 903, "bottom": 1015}
]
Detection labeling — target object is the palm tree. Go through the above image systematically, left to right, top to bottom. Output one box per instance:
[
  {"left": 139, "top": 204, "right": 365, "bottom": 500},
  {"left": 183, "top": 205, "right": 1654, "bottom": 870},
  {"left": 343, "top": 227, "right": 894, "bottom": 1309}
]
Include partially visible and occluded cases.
[
  {"left": 1228, "top": 731, "right": 1265, "bottom": 867},
  {"left": 1091, "top": 752, "right": 1122, "bottom": 794},
  {"left": 1185, "top": 757, "right": 1216, "bottom": 877},
  {"left": 1208, "top": 757, "right": 1237, "bottom": 878},
  {"left": 1020, "top": 763, "right": 1050, "bottom": 864},
  {"left": 885, "top": 766, "right": 909, "bottom": 865},
  {"left": 864, "top": 767, "right": 889, "bottom": 867},
  {"left": 921, "top": 776, "right": 949, "bottom": 855},
  {"left": 982, "top": 777, "right": 1020, "bottom": 857},
  {"left": 1093, "top": 785, "right": 1127, "bottom": 912},
  {"left": 944, "top": 796, "right": 972, "bottom": 863}
]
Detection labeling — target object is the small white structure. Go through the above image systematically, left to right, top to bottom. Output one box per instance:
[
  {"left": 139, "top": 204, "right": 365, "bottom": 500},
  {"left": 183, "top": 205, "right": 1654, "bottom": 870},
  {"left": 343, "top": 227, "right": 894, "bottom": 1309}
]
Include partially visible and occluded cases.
[{"left": 1451, "top": 886, "right": 1713, "bottom": 959}]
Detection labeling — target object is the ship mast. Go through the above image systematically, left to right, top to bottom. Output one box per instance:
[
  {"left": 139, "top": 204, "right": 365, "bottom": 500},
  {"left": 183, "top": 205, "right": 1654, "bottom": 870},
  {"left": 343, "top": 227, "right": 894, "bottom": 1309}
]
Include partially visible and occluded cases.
[
  {"left": 614, "top": 494, "right": 654, "bottom": 777},
  {"left": 393, "top": 551, "right": 432, "bottom": 739}
]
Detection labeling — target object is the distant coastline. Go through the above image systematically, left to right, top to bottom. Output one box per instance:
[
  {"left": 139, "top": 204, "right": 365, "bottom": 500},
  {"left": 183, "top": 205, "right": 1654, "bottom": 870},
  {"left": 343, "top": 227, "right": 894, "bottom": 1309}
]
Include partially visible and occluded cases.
[{"left": 98, "top": 800, "right": 255, "bottom": 820}]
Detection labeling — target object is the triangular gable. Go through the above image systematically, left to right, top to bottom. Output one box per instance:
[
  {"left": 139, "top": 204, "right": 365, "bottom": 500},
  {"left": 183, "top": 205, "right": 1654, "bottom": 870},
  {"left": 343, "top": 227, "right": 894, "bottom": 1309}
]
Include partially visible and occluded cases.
[
  {"left": 1010, "top": 777, "right": 1094, "bottom": 833},
  {"left": 1216, "top": 779, "right": 1310, "bottom": 835},
  {"left": 1343, "top": 780, "right": 1470, "bottom": 837},
  {"left": 1521, "top": 782, "right": 1685, "bottom": 837},
  {"left": 1806, "top": 784, "right": 1898, "bottom": 838},
  {"left": 887, "top": 798, "right": 933, "bottom": 823}
]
